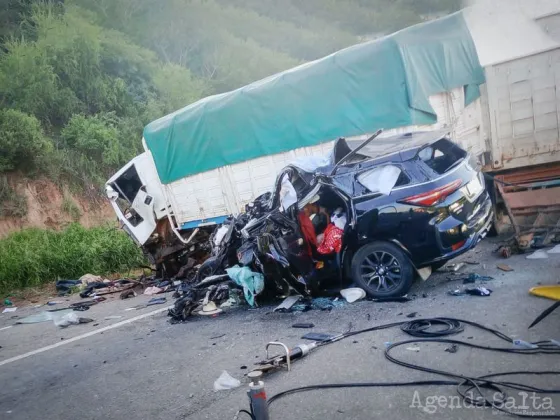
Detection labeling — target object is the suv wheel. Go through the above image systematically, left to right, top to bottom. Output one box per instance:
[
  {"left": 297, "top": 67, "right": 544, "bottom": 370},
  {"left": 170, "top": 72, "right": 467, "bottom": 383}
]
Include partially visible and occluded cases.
[{"left": 351, "top": 241, "right": 413, "bottom": 297}]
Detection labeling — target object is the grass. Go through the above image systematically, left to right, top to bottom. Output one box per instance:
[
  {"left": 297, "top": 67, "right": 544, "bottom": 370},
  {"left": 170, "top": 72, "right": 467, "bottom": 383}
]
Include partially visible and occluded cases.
[
  {"left": 0, "top": 175, "right": 27, "bottom": 217},
  {"left": 61, "top": 188, "right": 82, "bottom": 221},
  {"left": 0, "top": 223, "right": 146, "bottom": 294}
]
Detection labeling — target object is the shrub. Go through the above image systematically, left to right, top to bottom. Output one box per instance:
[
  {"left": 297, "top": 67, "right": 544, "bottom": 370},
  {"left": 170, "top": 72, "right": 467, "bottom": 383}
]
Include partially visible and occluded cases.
[
  {"left": 0, "top": 108, "right": 52, "bottom": 173},
  {"left": 0, "top": 176, "right": 27, "bottom": 217},
  {"left": 0, "top": 224, "right": 145, "bottom": 293}
]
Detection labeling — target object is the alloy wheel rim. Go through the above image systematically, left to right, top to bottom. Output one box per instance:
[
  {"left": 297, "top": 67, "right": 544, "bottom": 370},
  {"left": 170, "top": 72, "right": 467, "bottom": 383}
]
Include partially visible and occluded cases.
[{"left": 360, "top": 251, "right": 402, "bottom": 292}]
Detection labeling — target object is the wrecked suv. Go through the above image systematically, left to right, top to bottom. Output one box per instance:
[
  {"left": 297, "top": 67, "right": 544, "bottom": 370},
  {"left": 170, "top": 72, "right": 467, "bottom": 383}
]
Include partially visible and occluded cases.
[{"left": 232, "top": 130, "right": 493, "bottom": 298}]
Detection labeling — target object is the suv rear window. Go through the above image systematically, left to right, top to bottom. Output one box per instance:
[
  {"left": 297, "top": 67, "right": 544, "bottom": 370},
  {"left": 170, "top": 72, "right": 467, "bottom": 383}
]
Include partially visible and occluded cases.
[{"left": 418, "top": 139, "right": 466, "bottom": 175}]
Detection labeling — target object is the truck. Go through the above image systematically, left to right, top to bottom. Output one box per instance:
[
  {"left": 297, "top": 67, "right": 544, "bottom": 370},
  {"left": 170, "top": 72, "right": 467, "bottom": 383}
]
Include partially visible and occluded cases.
[{"left": 106, "top": 5, "right": 560, "bottom": 275}]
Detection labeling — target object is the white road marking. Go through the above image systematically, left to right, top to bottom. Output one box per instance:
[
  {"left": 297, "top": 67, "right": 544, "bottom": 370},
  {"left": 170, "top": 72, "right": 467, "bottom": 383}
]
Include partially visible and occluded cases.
[{"left": 0, "top": 306, "right": 170, "bottom": 367}]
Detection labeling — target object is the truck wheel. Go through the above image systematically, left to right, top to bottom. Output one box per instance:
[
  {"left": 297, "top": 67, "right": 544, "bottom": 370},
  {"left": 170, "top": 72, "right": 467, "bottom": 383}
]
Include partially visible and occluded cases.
[
  {"left": 351, "top": 242, "right": 413, "bottom": 298},
  {"left": 196, "top": 257, "right": 219, "bottom": 282}
]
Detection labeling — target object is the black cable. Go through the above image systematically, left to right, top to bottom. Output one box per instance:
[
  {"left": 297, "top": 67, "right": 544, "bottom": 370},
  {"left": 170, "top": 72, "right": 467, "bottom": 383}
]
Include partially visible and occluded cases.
[{"left": 265, "top": 317, "right": 560, "bottom": 418}]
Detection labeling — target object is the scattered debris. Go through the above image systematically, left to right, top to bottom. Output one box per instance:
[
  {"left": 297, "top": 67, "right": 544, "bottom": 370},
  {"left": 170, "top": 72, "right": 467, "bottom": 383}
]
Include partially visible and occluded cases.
[
  {"left": 547, "top": 244, "right": 560, "bottom": 254},
  {"left": 497, "top": 245, "right": 512, "bottom": 259},
  {"left": 526, "top": 250, "right": 549, "bottom": 260},
  {"left": 464, "top": 260, "right": 480, "bottom": 265},
  {"left": 447, "top": 262, "right": 466, "bottom": 272},
  {"left": 497, "top": 264, "right": 513, "bottom": 272},
  {"left": 226, "top": 266, "right": 264, "bottom": 308},
  {"left": 453, "top": 273, "right": 494, "bottom": 284},
  {"left": 55, "top": 280, "right": 82, "bottom": 296},
  {"left": 529, "top": 285, "right": 560, "bottom": 300},
  {"left": 143, "top": 286, "right": 163, "bottom": 296},
  {"left": 465, "top": 286, "right": 492, "bottom": 297},
  {"left": 340, "top": 287, "right": 366, "bottom": 303},
  {"left": 448, "top": 289, "right": 465, "bottom": 296},
  {"left": 120, "top": 290, "right": 136, "bottom": 300},
  {"left": 147, "top": 297, "right": 167, "bottom": 306},
  {"left": 371, "top": 297, "right": 411, "bottom": 303},
  {"left": 291, "top": 298, "right": 345, "bottom": 312},
  {"left": 4, "top": 299, "right": 13, "bottom": 306},
  {"left": 47, "top": 301, "right": 63, "bottom": 306},
  {"left": 196, "top": 301, "right": 222, "bottom": 316},
  {"left": 528, "top": 301, "right": 560, "bottom": 329},
  {"left": 2, "top": 307, "right": 17, "bottom": 313},
  {"left": 54, "top": 312, "right": 93, "bottom": 328},
  {"left": 406, "top": 312, "right": 418, "bottom": 318},
  {"left": 104, "top": 316, "right": 123, "bottom": 320},
  {"left": 292, "top": 323, "right": 315, "bottom": 329},
  {"left": 209, "top": 334, "right": 226, "bottom": 340},
  {"left": 513, "top": 339, "right": 538, "bottom": 349},
  {"left": 445, "top": 344, "right": 458, "bottom": 353},
  {"left": 406, "top": 346, "right": 420, "bottom": 352},
  {"left": 213, "top": 370, "right": 241, "bottom": 391}
]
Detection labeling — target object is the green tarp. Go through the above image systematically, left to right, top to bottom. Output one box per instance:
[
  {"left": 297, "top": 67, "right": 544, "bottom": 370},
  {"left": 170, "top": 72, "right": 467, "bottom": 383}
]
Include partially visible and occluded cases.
[{"left": 144, "top": 12, "right": 485, "bottom": 184}]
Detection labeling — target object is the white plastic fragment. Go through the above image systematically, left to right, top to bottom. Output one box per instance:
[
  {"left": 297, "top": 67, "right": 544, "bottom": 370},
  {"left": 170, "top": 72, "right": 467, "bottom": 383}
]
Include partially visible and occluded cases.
[
  {"left": 547, "top": 244, "right": 560, "bottom": 254},
  {"left": 526, "top": 250, "right": 548, "bottom": 259},
  {"left": 54, "top": 312, "right": 81, "bottom": 328},
  {"left": 213, "top": 370, "right": 241, "bottom": 391}
]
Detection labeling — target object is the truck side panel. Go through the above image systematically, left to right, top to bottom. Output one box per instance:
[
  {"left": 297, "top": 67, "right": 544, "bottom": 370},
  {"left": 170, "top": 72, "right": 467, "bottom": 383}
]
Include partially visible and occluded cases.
[{"left": 485, "top": 47, "right": 560, "bottom": 171}]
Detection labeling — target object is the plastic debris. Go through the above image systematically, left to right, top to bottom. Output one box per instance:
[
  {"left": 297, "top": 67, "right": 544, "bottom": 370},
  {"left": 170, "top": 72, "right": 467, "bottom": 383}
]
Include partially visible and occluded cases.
[
  {"left": 547, "top": 244, "right": 560, "bottom": 254},
  {"left": 526, "top": 250, "right": 549, "bottom": 259},
  {"left": 226, "top": 265, "right": 265, "bottom": 307},
  {"left": 465, "top": 286, "right": 492, "bottom": 296},
  {"left": 340, "top": 288, "right": 366, "bottom": 303},
  {"left": 273, "top": 296, "right": 302, "bottom": 312},
  {"left": 2, "top": 307, "right": 17, "bottom": 313},
  {"left": 54, "top": 312, "right": 81, "bottom": 328},
  {"left": 513, "top": 339, "right": 538, "bottom": 349},
  {"left": 406, "top": 346, "right": 420, "bottom": 352},
  {"left": 213, "top": 370, "right": 241, "bottom": 391}
]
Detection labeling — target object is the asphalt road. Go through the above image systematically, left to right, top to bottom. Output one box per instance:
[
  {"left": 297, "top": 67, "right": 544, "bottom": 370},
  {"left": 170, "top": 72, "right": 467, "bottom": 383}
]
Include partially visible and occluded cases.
[{"left": 0, "top": 239, "right": 559, "bottom": 420}]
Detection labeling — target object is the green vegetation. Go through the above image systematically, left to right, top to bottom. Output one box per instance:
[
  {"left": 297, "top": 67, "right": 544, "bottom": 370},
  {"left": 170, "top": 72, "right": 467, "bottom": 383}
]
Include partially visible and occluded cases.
[
  {"left": 0, "top": 0, "right": 459, "bottom": 194},
  {"left": 0, "top": 176, "right": 27, "bottom": 217},
  {"left": 61, "top": 189, "right": 82, "bottom": 221},
  {"left": 0, "top": 224, "right": 145, "bottom": 293}
]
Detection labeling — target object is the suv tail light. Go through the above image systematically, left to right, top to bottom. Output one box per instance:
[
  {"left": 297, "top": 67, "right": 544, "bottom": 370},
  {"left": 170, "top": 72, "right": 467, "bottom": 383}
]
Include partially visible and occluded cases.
[{"left": 400, "top": 179, "right": 462, "bottom": 206}]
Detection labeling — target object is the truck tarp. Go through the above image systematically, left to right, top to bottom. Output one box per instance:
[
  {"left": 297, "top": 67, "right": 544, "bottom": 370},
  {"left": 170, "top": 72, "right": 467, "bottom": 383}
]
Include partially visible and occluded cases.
[{"left": 143, "top": 11, "right": 485, "bottom": 185}]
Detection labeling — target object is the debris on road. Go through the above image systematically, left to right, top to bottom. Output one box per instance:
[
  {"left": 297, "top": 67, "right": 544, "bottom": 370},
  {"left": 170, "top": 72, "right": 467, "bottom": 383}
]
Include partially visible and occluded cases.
[
  {"left": 547, "top": 244, "right": 560, "bottom": 254},
  {"left": 526, "top": 250, "right": 549, "bottom": 260},
  {"left": 447, "top": 262, "right": 466, "bottom": 272},
  {"left": 497, "top": 264, "right": 513, "bottom": 272},
  {"left": 226, "top": 266, "right": 264, "bottom": 308},
  {"left": 452, "top": 273, "right": 494, "bottom": 284},
  {"left": 55, "top": 280, "right": 82, "bottom": 296},
  {"left": 529, "top": 285, "right": 560, "bottom": 300},
  {"left": 465, "top": 286, "right": 492, "bottom": 296},
  {"left": 340, "top": 288, "right": 366, "bottom": 303},
  {"left": 120, "top": 289, "right": 136, "bottom": 299},
  {"left": 273, "top": 296, "right": 301, "bottom": 312},
  {"left": 147, "top": 297, "right": 167, "bottom": 306},
  {"left": 371, "top": 297, "right": 411, "bottom": 303},
  {"left": 4, "top": 298, "right": 13, "bottom": 306},
  {"left": 291, "top": 298, "right": 345, "bottom": 312},
  {"left": 196, "top": 301, "right": 222, "bottom": 316},
  {"left": 2, "top": 307, "right": 17, "bottom": 313},
  {"left": 54, "top": 312, "right": 94, "bottom": 328},
  {"left": 406, "top": 312, "right": 418, "bottom": 318},
  {"left": 104, "top": 316, "right": 123, "bottom": 320},
  {"left": 292, "top": 323, "right": 315, "bottom": 329},
  {"left": 445, "top": 344, "right": 458, "bottom": 353},
  {"left": 406, "top": 346, "right": 420, "bottom": 352},
  {"left": 213, "top": 371, "right": 241, "bottom": 391}
]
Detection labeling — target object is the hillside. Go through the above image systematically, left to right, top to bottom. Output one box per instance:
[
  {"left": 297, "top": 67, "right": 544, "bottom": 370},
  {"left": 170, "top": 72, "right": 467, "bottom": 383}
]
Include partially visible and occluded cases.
[{"left": 0, "top": 0, "right": 460, "bottom": 236}]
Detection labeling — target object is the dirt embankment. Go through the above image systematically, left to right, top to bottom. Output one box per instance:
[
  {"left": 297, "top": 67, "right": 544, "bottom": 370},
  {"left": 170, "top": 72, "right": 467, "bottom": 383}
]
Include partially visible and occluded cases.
[{"left": 0, "top": 176, "right": 115, "bottom": 238}]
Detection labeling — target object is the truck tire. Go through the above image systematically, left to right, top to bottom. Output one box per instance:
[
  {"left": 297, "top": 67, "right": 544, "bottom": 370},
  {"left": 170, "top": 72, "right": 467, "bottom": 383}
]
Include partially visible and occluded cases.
[{"left": 351, "top": 241, "right": 413, "bottom": 298}]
